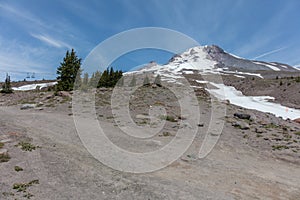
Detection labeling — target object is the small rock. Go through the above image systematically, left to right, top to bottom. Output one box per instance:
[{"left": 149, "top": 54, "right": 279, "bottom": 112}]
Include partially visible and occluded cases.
[
  {"left": 57, "top": 91, "right": 72, "bottom": 98},
  {"left": 45, "top": 94, "right": 53, "bottom": 99},
  {"left": 21, "top": 104, "right": 36, "bottom": 110},
  {"left": 234, "top": 113, "right": 251, "bottom": 120},
  {"left": 249, "top": 114, "right": 257, "bottom": 122},
  {"left": 293, "top": 118, "right": 300, "bottom": 124},
  {"left": 232, "top": 121, "right": 250, "bottom": 130},
  {"left": 197, "top": 123, "right": 204, "bottom": 127},
  {"left": 255, "top": 128, "right": 264, "bottom": 133},
  {"left": 210, "top": 131, "right": 221, "bottom": 136},
  {"left": 0, "top": 138, "right": 12, "bottom": 143},
  {"left": 0, "top": 149, "right": 8, "bottom": 155},
  {"left": 181, "top": 154, "right": 197, "bottom": 162}
]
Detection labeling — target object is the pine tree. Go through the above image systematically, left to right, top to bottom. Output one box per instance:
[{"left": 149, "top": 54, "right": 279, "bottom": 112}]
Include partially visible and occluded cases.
[
  {"left": 56, "top": 49, "right": 82, "bottom": 91},
  {"left": 97, "top": 67, "right": 123, "bottom": 88},
  {"left": 89, "top": 71, "right": 101, "bottom": 88},
  {"left": 80, "top": 72, "right": 89, "bottom": 91},
  {"left": 1, "top": 73, "right": 13, "bottom": 94},
  {"left": 83, "top": 73, "right": 89, "bottom": 86},
  {"left": 154, "top": 74, "right": 162, "bottom": 87},
  {"left": 129, "top": 75, "right": 136, "bottom": 87},
  {"left": 143, "top": 75, "right": 150, "bottom": 86},
  {"left": 116, "top": 76, "right": 124, "bottom": 87}
]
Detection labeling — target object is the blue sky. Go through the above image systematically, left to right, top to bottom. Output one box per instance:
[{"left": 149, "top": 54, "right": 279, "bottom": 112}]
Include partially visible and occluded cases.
[{"left": 1, "top": 0, "right": 300, "bottom": 80}]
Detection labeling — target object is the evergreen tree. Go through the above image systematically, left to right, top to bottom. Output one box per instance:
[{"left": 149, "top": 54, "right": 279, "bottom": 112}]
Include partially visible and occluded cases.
[
  {"left": 56, "top": 49, "right": 82, "bottom": 91},
  {"left": 97, "top": 67, "right": 123, "bottom": 88},
  {"left": 98, "top": 68, "right": 109, "bottom": 87},
  {"left": 89, "top": 71, "right": 101, "bottom": 88},
  {"left": 80, "top": 72, "right": 89, "bottom": 91},
  {"left": 82, "top": 72, "right": 89, "bottom": 86},
  {"left": 1, "top": 73, "right": 13, "bottom": 94},
  {"left": 154, "top": 74, "right": 162, "bottom": 87},
  {"left": 129, "top": 75, "right": 136, "bottom": 87},
  {"left": 143, "top": 75, "right": 150, "bottom": 86},
  {"left": 116, "top": 76, "right": 124, "bottom": 87}
]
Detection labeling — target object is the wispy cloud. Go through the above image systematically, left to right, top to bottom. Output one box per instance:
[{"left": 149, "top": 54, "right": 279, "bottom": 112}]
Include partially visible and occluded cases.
[
  {"left": 0, "top": 2, "right": 47, "bottom": 29},
  {"left": 31, "top": 34, "right": 72, "bottom": 49},
  {"left": 252, "top": 46, "right": 287, "bottom": 60}
]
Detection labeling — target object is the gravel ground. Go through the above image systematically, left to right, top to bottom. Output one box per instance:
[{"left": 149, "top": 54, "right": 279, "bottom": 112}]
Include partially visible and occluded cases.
[{"left": 1, "top": 75, "right": 300, "bottom": 199}]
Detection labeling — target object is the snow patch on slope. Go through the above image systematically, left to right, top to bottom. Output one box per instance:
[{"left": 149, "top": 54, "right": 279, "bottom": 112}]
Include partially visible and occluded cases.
[
  {"left": 253, "top": 61, "right": 281, "bottom": 71},
  {"left": 12, "top": 82, "right": 57, "bottom": 91},
  {"left": 207, "top": 82, "right": 300, "bottom": 120}
]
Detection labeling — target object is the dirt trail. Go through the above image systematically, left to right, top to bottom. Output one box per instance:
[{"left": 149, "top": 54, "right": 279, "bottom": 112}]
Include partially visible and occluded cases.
[{"left": 1, "top": 105, "right": 300, "bottom": 199}]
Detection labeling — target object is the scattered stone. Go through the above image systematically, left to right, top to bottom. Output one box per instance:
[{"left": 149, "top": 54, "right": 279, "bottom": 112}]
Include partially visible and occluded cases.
[
  {"left": 57, "top": 91, "right": 72, "bottom": 98},
  {"left": 44, "top": 94, "right": 53, "bottom": 99},
  {"left": 20, "top": 104, "right": 36, "bottom": 110},
  {"left": 234, "top": 113, "right": 251, "bottom": 120},
  {"left": 136, "top": 114, "right": 150, "bottom": 119},
  {"left": 249, "top": 114, "right": 257, "bottom": 122},
  {"left": 293, "top": 118, "right": 300, "bottom": 124},
  {"left": 232, "top": 121, "right": 250, "bottom": 130},
  {"left": 197, "top": 123, "right": 204, "bottom": 127},
  {"left": 255, "top": 128, "right": 264, "bottom": 134},
  {"left": 210, "top": 132, "right": 221, "bottom": 136},
  {"left": 0, "top": 138, "right": 12, "bottom": 143},
  {"left": 0, "top": 148, "right": 8, "bottom": 155},
  {"left": 181, "top": 154, "right": 197, "bottom": 162}
]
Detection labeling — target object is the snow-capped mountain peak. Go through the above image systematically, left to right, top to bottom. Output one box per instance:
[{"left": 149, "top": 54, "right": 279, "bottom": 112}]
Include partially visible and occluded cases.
[{"left": 127, "top": 45, "right": 298, "bottom": 80}]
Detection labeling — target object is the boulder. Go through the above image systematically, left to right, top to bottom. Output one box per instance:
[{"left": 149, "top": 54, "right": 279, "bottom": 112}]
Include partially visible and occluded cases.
[
  {"left": 57, "top": 91, "right": 72, "bottom": 98},
  {"left": 44, "top": 94, "right": 53, "bottom": 99},
  {"left": 21, "top": 104, "right": 36, "bottom": 110},
  {"left": 234, "top": 113, "right": 251, "bottom": 120},
  {"left": 294, "top": 118, "right": 300, "bottom": 124},
  {"left": 232, "top": 121, "right": 250, "bottom": 130},
  {"left": 255, "top": 127, "right": 264, "bottom": 134}
]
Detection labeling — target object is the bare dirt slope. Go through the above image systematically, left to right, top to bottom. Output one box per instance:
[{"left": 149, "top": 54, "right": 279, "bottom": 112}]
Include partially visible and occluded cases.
[{"left": 1, "top": 87, "right": 300, "bottom": 199}]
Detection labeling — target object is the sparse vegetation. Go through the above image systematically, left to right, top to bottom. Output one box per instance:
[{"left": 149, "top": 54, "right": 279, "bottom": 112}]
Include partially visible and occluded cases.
[
  {"left": 279, "top": 80, "right": 283, "bottom": 86},
  {"left": 160, "top": 115, "right": 177, "bottom": 122},
  {"left": 263, "top": 123, "right": 279, "bottom": 129},
  {"left": 162, "top": 132, "right": 171, "bottom": 137},
  {"left": 294, "top": 132, "right": 300, "bottom": 136},
  {"left": 0, "top": 142, "right": 4, "bottom": 148},
  {"left": 17, "top": 142, "right": 39, "bottom": 152},
  {"left": 272, "top": 145, "right": 289, "bottom": 150},
  {"left": 0, "top": 153, "right": 10, "bottom": 162},
  {"left": 15, "top": 166, "right": 24, "bottom": 172},
  {"left": 13, "top": 179, "right": 39, "bottom": 193},
  {"left": 2, "top": 192, "right": 14, "bottom": 197}
]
